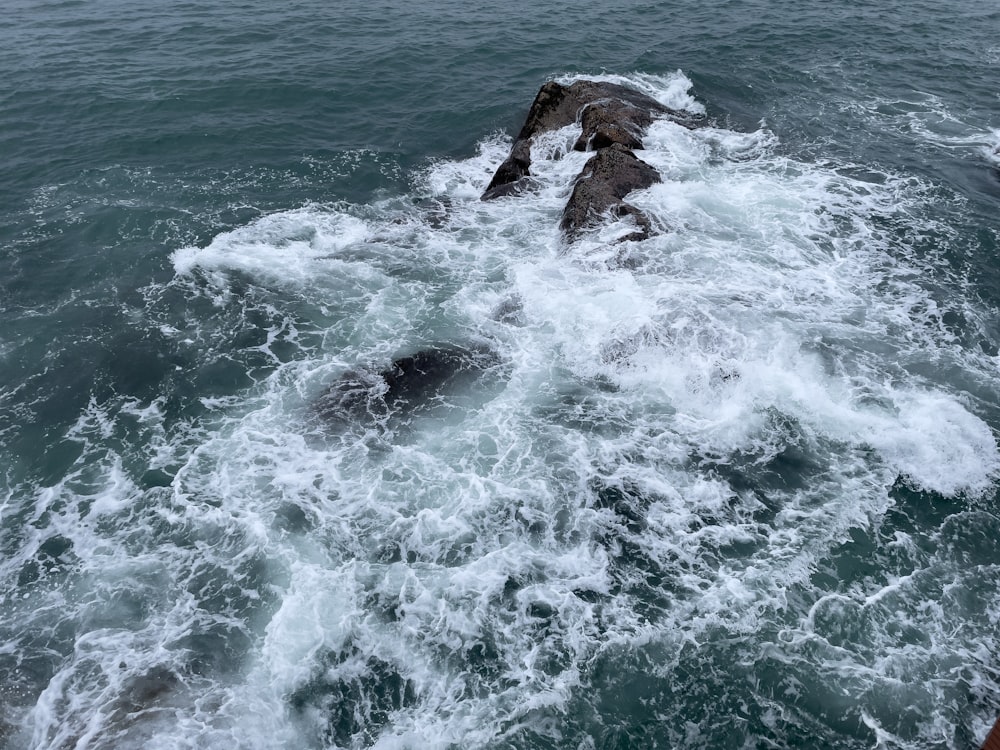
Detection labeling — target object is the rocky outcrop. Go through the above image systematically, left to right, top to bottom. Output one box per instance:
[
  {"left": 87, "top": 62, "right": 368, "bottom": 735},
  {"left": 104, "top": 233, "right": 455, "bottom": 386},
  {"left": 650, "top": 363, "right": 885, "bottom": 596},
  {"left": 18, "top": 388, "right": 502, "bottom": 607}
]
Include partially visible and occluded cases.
[
  {"left": 483, "top": 79, "right": 701, "bottom": 241},
  {"left": 483, "top": 80, "right": 693, "bottom": 202},
  {"left": 514, "top": 80, "right": 688, "bottom": 143},
  {"left": 317, "top": 82, "right": 705, "bottom": 428},
  {"left": 573, "top": 99, "right": 653, "bottom": 152},
  {"left": 482, "top": 139, "right": 533, "bottom": 200},
  {"left": 560, "top": 143, "right": 661, "bottom": 241}
]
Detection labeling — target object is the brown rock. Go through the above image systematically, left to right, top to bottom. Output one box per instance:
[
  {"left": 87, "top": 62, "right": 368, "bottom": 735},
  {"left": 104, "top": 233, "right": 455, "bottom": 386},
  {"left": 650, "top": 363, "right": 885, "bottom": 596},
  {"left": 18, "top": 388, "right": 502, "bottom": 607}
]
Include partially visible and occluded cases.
[
  {"left": 483, "top": 79, "right": 693, "bottom": 201},
  {"left": 516, "top": 80, "right": 677, "bottom": 141},
  {"left": 515, "top": 81, "right": 586, "bottom": 141},
  {"left": 572, "top": 100, "right": 652, "bottom": 152},
  {"left": 482, "top": 139, "right": 533, "bottom": 200},
  {"left": 560, "top": 143, "right": 661, "bottom": 241}
]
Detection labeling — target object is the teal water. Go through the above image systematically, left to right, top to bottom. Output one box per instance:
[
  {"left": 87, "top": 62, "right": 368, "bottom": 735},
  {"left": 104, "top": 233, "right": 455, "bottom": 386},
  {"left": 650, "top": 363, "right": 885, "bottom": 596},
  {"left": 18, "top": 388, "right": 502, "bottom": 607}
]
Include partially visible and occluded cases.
[{"left": 2, "top": 1, "right": 1000, "bottom": 748}]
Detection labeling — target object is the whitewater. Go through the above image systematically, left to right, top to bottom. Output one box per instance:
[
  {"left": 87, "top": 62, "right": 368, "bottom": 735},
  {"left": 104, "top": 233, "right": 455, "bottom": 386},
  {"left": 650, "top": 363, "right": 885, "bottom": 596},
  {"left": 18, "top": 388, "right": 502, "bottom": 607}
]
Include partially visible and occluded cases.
[{"left": 2, "top": 68, "right": 998, "bottom": 749}]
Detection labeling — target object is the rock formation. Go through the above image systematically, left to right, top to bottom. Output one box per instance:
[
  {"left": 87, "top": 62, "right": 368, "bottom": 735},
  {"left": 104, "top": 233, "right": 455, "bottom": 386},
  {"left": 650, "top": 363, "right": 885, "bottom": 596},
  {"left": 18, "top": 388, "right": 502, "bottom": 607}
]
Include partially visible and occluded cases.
[
  {"left": 483, "top": 79, "right": 699, "bottom": 241},
  {"left": 318, "top": 82, "right": 705, "bottom": 425},
  {"left": 560, "top": 142, "right": 661, "bottom": 241}
]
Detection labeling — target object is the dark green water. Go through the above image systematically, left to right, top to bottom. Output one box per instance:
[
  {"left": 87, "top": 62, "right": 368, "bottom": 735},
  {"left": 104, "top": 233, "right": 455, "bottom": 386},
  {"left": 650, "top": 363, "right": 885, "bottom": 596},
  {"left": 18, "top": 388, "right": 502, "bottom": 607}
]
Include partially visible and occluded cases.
[{"left": 2, "top": 1, "right": 1000, "bottom": 748}]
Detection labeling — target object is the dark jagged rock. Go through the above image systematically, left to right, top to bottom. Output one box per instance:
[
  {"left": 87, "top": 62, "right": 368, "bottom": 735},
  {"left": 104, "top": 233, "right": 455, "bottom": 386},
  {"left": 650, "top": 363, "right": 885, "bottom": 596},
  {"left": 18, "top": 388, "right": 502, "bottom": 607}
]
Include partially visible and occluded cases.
[
  {"left": 483, "top": 80, "right": 691, "bottom": 201},
  {"left": 517, "top": 80, "right": 674, "bottom": 141},
  {"left": 512, "top": 81, "right": 584, "bottom": 143},
  {"left": 572, "top": 99, "right": 652, "bottom": 152},
  {"left": 482, "top": 140, "right": 533, "bottom": 200},
  {"left": 560, "top": 143, "right": 661, "bottom": 241},
  {"left": 481, "top": 175, "right": 536, "bottom": 201},
  {"left": 316, "top": 344, "right": 501, "bottom": 425}
]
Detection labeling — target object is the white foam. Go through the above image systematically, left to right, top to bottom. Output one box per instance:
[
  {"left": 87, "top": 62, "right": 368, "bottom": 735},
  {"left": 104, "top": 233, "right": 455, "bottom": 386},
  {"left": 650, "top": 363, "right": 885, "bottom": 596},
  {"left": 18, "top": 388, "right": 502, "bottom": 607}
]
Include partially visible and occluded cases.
[
  {"left": 9, "top": 70, "right": 1000, "bottom": 749},
  {"left": 556, "top": 70, "right": 707, "bottom": 115},
  {"left": 985, "top": 129, "right": 1000, "bottom": 167},
  {"left": 171, "top": 207, "right": 371, "bottom": 285},
  {"left": 863, "top": 390, "right": 999, "bottom": 496}
]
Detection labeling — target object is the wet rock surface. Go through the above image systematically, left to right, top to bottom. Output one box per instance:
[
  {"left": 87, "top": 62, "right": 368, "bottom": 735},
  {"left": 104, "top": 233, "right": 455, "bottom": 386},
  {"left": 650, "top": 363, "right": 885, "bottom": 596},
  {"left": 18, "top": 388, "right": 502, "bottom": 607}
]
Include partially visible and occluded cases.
[
  {"left": 482, "top": 78, "right": 695, "bottom": 242},
  {"left": 482, "top": 79, "right": 689, "bottom": 202},
  {"left": 515, "top": 80, "right": 677, "bottom": 142},
  {"left": 318, "top": 82, "right": 692, "bottom": 424},
  {"left": 572, "top": 99, "right": 652, "bottom": 152},
  {"left": 482, "top": 139, "right": 533, "bottom": 200},
  {"left": 561, "top": 143, "right": 661, "bottom": 241},
  {"left": 316, "top": 344, "right": 502, "bottom": 426}
]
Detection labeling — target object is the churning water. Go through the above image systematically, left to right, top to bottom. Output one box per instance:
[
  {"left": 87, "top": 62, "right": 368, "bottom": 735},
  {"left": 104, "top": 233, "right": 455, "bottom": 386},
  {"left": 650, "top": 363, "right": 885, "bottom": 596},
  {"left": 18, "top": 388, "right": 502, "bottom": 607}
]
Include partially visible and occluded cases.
[{"left": 2, "top": 2, "right": 1000, "bottom": 748}]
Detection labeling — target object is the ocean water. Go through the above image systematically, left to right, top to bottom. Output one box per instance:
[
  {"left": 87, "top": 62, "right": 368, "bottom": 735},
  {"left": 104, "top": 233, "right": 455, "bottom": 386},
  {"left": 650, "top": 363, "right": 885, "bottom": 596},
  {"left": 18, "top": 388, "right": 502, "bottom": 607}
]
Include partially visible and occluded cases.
[{"left": 2, "top": 1, "right": 1000, "bottom": 748}]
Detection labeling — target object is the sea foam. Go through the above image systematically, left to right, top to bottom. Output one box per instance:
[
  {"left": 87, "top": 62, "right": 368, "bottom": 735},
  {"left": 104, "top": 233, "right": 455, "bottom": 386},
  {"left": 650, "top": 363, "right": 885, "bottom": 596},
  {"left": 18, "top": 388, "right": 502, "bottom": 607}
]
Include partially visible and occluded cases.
[{"left": 7, "top": 71, "right": 999, "bottom": 750}]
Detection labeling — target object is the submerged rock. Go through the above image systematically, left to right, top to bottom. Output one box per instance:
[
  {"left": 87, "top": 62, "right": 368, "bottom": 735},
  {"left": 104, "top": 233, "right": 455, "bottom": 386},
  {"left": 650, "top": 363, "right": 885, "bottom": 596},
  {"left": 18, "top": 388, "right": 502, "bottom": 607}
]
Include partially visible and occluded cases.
[
  {"left": 483, "top": 79, "right": 692, "bottom": 201},
  {"left": 560, "top": 143, "right": 661, "bottom": 241},
  {"left": 491, "top": 295, "right": 525, "bottom": 326},
  {"left": 316, "top": 343, "right": 502, "bottom": 426},
  {"left": 381, "top": 347, "right": 495, "bottom": 404}
]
